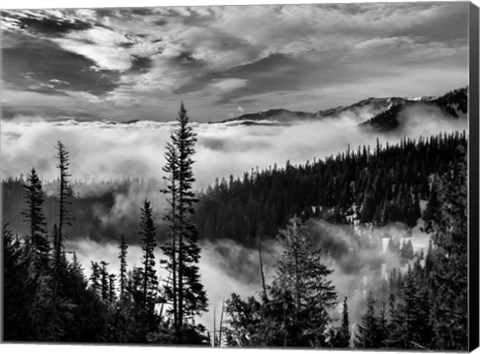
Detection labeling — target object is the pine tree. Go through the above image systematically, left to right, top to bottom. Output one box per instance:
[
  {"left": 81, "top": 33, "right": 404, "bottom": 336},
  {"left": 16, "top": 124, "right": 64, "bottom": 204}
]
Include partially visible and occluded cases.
[
  {"left": 161, "top": 103, "right": 207, "bottom": 341},
  {"left": 161, "top": 139, "right": 179, "bottom": 332},
  {"left": 55, "top": 141, "right": 72, "bottom": 267},
  {"left": 22, "top": 168, "right": 49, "bottom": 271},
  {"left": 423, "top": 176, "right": 439, "bottom": 232},
  {"left": 139, "top": 200, "right": 158, "bottom": 310},
  {"left": 269, "top": 216, "right": 337, "bottom": 346},
  {"left": 226, "top": 217, "right": 337, "bottom": 347},
  {"left": 3, "top": 224, "right": 35, "bottom": 340},
  {"left": 52, "top": 224, "right": 59, "bottom": 263},
  {"left": 118, "top": 234, "right": 128, "bottom": 301},
  {"left": 401, "top": 239, "right": 414, "bottom": 260},
  {"left": 89, "top": 261, "right": 101, "bottom": 297},
  {"left": 100, "top": 261, "right": 109, "bottom": 302},
  {"left": 389, "top": 266, "right": 421, "bottom": 349},
  {"left": 109, "top": 273, "right": 116, "bottom": 305},
  {"left": 355, "top": 292, "right": 379, "bottom": 348},
  {"left": 330, "top": 296, "right": 351, "bottom": 348},
  {"left": 339, "top": 297, "right": 350, "bottom": 347},
  {"left": 378, "top": 302, "right": 389, "bottom": 347}
]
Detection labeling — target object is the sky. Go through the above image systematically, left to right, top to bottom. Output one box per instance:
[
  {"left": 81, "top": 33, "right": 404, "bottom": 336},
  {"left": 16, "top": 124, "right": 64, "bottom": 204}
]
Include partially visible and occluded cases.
[{"left": 0, "top": 1, "right": 470, "bottom": 122}]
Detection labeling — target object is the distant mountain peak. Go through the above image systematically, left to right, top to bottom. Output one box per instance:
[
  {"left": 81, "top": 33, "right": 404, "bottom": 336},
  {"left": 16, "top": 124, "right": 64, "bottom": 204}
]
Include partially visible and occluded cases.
[{"left": 361, "top": 87, "right": 468, "bottom": 132}]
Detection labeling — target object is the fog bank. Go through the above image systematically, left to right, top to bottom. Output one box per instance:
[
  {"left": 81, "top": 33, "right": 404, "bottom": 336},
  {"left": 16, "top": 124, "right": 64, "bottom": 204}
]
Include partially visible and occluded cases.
[{"left": 1, "top": 109, "right": 466, "bottom": 190}]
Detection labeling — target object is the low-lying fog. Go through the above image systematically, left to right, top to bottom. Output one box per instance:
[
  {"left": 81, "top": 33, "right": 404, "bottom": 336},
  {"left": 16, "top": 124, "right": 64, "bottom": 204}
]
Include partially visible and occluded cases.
[
  {"left": 1, "top": 105, "right": 466, "bottom": 189},
  {"left": 66, "top": 218, "right": 430, "bottom": 335}
]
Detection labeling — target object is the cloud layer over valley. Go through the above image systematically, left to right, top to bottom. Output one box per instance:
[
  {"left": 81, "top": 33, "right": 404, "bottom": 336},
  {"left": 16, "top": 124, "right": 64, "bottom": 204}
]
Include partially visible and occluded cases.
[{"left": 1, "top": 106, "right": 467, "bottom": 191}]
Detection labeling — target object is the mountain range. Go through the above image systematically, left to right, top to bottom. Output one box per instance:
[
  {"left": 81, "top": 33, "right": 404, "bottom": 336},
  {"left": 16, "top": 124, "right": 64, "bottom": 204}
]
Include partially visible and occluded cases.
[
  {"left": 3, "top": 87, "right": 467, "bottom": 133},
  {"left": 214, "top": 87, "right": 468, "bottom": 131}
]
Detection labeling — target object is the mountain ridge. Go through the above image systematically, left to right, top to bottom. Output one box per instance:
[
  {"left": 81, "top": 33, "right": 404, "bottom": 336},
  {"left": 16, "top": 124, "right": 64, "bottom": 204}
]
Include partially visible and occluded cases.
[
  {"left": 212, "top": 87, "right": 468, "bottom": 131},
  {"left": 360, "top": 87, "right": 468, "bottom": 132}
]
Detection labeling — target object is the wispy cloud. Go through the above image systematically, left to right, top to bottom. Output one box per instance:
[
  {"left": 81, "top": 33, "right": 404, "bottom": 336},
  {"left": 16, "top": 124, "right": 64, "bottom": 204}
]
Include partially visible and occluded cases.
[{"left": 1, "top": 2, "right": 469, "bottom": 122}]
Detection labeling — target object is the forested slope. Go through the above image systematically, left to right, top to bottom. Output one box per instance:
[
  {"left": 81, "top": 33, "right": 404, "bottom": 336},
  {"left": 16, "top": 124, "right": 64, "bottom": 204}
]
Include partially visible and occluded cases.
[{"left": 195, "top": 131, "right": 467, "bottom": 246}]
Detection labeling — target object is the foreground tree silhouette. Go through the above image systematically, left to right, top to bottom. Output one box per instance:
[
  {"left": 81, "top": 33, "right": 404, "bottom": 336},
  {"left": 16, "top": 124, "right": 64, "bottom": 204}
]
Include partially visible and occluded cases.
[
  {"left": 161, "top": 103, "right": 208, "bottom": 342},
  {"left": 161, "top": 137, "right": 179, "bottom": 332},
  {"left": 55, "top": 140, "right": 72, "bottom": 267},
  {"left": 22, "top": 168, "right": 49, "bottom": 271},
  {"left": 139, "top": 200, "right": 158, "bottom": 312},
  {"left": 270, "top": 216, "right": 337, "bottom": 346},
  {"left": 226, "top": 217, "right": 337, "bottom": 347},
  {"left": 118, "top": 234, "right": 128, "bottom": 301},
  {"left": 355, "top": 292, "right": 380, "bottom": 348},
  {"left": 329, "top": 297, "right": 351, "bottom": 347},
  {"left": 337, "top": 297, "right": 351, "bottom": 347}
]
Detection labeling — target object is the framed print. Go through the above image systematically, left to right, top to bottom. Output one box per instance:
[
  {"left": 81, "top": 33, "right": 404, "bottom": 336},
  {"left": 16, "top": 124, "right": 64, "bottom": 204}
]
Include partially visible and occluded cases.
[{"left": 1, "top": 0, "right": 479, "bottom": 351}]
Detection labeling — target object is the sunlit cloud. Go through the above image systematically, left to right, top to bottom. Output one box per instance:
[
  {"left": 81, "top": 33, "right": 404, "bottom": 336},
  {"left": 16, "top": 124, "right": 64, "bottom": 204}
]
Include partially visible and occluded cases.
[{"left": 1, "top": 2, "right": 468, "bottom": 122}]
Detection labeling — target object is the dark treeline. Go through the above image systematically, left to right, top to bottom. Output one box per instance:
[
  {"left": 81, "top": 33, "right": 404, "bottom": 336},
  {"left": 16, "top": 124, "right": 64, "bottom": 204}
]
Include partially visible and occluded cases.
[{"left": 195, "top": 131, "right": 467, "bottom": 247}]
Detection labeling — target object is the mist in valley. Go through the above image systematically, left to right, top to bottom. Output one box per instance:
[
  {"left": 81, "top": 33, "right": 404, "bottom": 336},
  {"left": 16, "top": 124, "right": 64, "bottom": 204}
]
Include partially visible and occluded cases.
[
  {"left": 1, "top": 103, "right": 466, "bottom": 190},
  {"left": 65, "top": 214, "right": 431, "bottom": 335}
]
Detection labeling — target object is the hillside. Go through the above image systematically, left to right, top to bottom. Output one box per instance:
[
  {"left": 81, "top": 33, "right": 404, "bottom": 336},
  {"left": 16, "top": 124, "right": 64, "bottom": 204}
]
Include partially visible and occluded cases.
[
  {"left": 361, "top": 87, "right": 468, "bottom": 132},
  {"left": 194, "top": 131, "right": 467, "bottom": 247}
]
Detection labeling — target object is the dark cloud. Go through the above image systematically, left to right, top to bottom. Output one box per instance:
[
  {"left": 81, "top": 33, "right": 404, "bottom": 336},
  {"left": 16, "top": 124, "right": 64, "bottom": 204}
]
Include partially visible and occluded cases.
[
  {"left": 328, "top": 3, "right": 374, "bottom": 15},
  {"left": 391, "top": 3, "right": 468, "bottom": 43},
  {"left": 164, "top": 6, "right": 218, "bottom": 27},
  {"left": 127, "top": 8, "right": 155, "bottom": 17},
  {"left": 15, "top": 13, "right": 92, "bottom": 36},
  {"left": 2, "top": 32, "right": 120, "bottom": 96},
  {"left": 173, "top": 51, "right": 206, "bottom": 68},
  {"left": 175, "top": 53, "right": 304, "bottom": 100},
  {"left": 177, "top": 53, "right": 345, "bottom": 105},
  {"left": 216, "top": 54, "right": 314, "bottom": 104},
  {"left": 129, "top": 56, "right": 153, "bottom": 73},
  {"left": 25, "top": 85, "right": 70, "bottom": 96},
  {"left": 235, "top": 97, "right": 261, "bottom": 106},
  {"left": 1, "top": 103, "right": 100, "bottom": 121}
]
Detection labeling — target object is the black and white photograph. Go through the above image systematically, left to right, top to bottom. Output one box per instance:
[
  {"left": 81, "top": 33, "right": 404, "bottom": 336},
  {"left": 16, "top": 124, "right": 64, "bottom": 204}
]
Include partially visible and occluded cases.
[{"left": 1, "top": 0, "right": 478, "bottom": 351}]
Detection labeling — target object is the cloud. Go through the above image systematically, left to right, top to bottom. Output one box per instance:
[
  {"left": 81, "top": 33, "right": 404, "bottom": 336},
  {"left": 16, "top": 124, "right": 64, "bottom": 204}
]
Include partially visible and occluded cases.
[
  {"left": 1, "top": 3, "right": 468, "bottom": 122},
  {"left": 0, "top": 9, "right": 93, "bottom": 35},
  {"left": 51, "top": 26, "right": 135, "bottom": 71},
  {"left": 1, "top": 31, "right": 121, "bottom": 97},
  {"left": 209, "top": 78, "right": 248, "bottom": 92},
  {"left": 1, "top": 105, "right": 467, "bottom": 190},
  {"left": 97, "top": 178, "right": 168, "bottom": 227}
]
